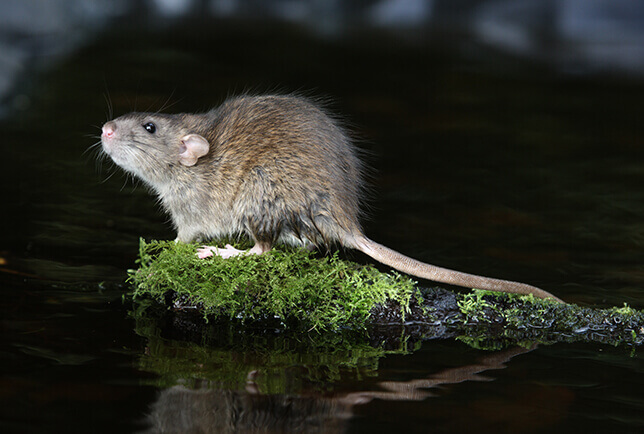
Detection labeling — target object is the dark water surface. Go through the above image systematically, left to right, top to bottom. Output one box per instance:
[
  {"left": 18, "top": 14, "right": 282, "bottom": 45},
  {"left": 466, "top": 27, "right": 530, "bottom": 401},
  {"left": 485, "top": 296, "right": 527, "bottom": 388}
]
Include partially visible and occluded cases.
[{"left": 1, "top": 21, "right": 644, "bottom": 433}]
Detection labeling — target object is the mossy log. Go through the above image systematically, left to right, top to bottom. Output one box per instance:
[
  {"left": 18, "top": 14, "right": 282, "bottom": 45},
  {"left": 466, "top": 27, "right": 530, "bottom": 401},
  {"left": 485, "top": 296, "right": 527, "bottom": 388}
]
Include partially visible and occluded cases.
[{"left": 130, "top": 239, "right": 644, "bottom": 348}]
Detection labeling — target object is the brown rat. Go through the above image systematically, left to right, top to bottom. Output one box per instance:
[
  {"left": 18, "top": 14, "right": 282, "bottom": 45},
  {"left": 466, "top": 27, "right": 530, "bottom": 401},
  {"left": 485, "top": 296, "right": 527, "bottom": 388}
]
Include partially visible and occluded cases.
[{"left": 101, "top": 94, "right": 562, "bottom": 302}]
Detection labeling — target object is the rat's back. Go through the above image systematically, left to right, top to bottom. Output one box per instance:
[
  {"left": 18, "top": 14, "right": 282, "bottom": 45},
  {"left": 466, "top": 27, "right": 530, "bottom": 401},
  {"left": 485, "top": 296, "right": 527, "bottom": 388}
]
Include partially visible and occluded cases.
[{"left": 206, "top": 95, "right": 366, "bottom": 247}]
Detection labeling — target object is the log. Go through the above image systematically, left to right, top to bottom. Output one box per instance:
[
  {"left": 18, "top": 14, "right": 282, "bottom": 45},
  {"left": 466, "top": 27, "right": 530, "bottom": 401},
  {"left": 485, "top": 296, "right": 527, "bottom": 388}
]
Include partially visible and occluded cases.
[{"left": 130, "top": 239, "right": 644, "bottom": 348}]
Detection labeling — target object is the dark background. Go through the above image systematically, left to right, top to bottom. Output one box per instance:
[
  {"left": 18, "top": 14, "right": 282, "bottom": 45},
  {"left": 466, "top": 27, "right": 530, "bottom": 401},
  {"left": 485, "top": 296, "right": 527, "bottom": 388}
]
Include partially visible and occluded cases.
[{"left": 1, "top": 1, "right": 643, "bottom": 432}]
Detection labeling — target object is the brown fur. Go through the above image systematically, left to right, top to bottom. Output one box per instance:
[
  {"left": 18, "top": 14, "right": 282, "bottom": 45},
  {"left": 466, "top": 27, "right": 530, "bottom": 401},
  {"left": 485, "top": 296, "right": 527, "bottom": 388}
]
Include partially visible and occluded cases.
[{"left": 101, "top": 94, "right": 562, "bottom": 302}]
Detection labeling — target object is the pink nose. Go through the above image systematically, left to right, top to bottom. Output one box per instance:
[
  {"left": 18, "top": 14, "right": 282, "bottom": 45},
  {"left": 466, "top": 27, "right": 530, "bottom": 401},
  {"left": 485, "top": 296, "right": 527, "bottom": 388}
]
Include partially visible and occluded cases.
[{"left": 102, "top": 121, "right": 117, "bottom": 138}]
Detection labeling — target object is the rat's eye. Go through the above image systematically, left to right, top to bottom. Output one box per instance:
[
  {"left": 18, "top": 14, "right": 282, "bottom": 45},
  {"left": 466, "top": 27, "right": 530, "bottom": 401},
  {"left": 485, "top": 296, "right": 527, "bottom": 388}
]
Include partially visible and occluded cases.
[{"left": 143, "top": 122, "right": 156, "bottom": 134}]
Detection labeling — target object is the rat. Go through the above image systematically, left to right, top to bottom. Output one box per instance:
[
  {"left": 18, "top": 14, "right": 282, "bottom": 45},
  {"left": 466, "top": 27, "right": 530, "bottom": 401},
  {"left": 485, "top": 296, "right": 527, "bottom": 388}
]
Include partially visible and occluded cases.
[{"left": 100, "top": 94, "right": 562, "bottom": 302}]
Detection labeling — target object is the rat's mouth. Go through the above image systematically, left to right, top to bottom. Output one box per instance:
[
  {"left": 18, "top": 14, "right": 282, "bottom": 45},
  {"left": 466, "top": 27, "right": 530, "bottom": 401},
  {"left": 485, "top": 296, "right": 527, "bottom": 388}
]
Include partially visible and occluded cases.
[{"left": 101, "top": 138, "right": 115, "bottom": 156}]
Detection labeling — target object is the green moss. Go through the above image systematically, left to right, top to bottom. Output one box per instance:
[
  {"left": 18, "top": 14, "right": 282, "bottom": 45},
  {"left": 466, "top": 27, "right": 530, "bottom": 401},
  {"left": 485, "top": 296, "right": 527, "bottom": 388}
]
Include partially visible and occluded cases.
[
  {"left": 128, "top": 239, "right": 644, "bottom": 347},
  {"left": 129, "top": 239, "right": 416, "bottom": 331},
  {"left": 454, "top": 289, "right": 644, "bottom": 347},
  {"left": 457, "top": 290, "right": 494, "bottom": 317}
]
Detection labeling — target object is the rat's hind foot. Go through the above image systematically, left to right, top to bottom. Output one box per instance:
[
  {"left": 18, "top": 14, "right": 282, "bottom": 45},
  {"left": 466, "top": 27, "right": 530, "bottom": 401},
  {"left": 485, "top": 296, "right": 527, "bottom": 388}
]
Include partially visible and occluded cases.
[{"left": 197, "top": 242, "right": 271, "bottom": 259}]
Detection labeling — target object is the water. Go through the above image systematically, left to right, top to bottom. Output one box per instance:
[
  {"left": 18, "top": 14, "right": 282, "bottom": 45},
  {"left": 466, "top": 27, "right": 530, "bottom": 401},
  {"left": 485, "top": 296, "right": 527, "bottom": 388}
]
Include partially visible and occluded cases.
[{"left": 1, "top": 20, "right": 643, "bottom": 433}]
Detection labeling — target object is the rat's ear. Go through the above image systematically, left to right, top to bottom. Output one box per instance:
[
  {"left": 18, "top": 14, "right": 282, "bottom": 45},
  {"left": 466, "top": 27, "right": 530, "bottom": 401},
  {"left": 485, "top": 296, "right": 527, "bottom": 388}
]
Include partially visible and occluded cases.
[{"left": 179, "top": 134, "right": 210, "bottom": 166}]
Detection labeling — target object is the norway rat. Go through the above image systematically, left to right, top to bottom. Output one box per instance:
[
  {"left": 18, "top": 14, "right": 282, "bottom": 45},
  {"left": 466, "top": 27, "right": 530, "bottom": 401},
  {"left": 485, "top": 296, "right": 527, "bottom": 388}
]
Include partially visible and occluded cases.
[{"left": 100, "top": 94, "right": 562, "bottom": 301}]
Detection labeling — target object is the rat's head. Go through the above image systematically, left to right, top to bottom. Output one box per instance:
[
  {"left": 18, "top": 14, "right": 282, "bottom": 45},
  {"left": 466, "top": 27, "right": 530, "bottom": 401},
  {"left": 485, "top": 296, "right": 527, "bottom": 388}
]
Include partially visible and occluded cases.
[{"left": 101, "top": 112, "right": 210, "bottom": 186}]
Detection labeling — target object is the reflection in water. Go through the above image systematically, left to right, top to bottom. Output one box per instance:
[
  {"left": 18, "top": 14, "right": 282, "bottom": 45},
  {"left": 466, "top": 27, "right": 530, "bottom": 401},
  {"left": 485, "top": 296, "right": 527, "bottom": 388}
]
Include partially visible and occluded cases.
[
  {"left": 131, "top": 306, "right": 585, "bottom": 432},
  {"left": 142, "top": 347, "right": 536, "bottom": 433},
  {"left": 144, "top": 385, "right": 350, "bottom": 433}
]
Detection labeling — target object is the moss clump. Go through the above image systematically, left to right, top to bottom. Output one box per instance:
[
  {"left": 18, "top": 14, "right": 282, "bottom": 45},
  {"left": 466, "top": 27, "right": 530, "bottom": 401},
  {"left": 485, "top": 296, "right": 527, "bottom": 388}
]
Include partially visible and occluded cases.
[
  {"left": 128, "top": 239, "right": 644, "bottom": 347},
  {"left": 129, "top": 239, "right": 416, "bottom": 331},
  {"left": 453, "top": 290, "right": 644, "bottom": 347}
]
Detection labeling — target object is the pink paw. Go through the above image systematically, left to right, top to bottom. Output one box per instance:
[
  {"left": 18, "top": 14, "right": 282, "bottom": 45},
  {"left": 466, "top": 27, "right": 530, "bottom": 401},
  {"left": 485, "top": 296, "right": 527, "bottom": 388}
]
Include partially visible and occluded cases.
[
  {"left": 196, "top": 244, "right": 247, "bottom": 259},
  {"left": 196, "top": 247, "right": 215, "bottom": 259}
]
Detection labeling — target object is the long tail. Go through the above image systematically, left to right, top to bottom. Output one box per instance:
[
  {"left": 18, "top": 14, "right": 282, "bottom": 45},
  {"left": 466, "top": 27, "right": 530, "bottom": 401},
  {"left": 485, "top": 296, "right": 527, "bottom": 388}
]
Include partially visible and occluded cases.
[{"left": 352, "top": 235, "right": 563, "bottom": 302}]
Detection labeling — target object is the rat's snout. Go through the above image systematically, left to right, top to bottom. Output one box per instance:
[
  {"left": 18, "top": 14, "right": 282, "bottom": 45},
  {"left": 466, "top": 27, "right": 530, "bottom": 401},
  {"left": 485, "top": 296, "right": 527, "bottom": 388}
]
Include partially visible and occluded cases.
[{"left": 102, "top": 121, "right": 117, "bottom": 139}]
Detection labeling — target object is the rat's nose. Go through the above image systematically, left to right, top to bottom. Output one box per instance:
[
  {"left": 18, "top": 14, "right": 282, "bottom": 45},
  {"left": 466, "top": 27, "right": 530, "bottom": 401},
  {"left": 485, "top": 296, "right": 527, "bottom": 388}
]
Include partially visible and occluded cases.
[{"left": 102, "top": 121, "right": 117, "bottom": 138}]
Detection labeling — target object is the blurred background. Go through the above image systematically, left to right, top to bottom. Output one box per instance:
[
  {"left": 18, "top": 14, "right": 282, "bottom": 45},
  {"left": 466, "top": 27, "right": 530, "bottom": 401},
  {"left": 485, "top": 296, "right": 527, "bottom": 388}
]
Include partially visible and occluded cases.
[
  {"left": 1, "top": 0, "right": 644, "bottom": 119},
  {"left": 2, "top": 0, "right": 644, "bottom": 117}
]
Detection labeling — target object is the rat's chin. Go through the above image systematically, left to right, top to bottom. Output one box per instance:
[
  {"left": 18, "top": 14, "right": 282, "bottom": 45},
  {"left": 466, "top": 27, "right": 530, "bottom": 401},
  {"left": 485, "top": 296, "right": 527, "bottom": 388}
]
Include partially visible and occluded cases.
[
  {"left": 101, "top": 139, "right": 116, "bottom": 156},
  {"left": 102, "top": 144, "right": 130, "bottom": 170}
]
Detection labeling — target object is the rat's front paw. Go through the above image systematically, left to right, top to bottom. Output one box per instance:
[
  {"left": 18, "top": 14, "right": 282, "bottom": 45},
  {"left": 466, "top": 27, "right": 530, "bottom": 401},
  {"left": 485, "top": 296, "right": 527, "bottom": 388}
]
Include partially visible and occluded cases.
[
  {"left": 197, "top": 245, "right": 247, "bottom": 259},
  {"left": 196, "top": 246, "right": 215, "bottom": 259}
]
